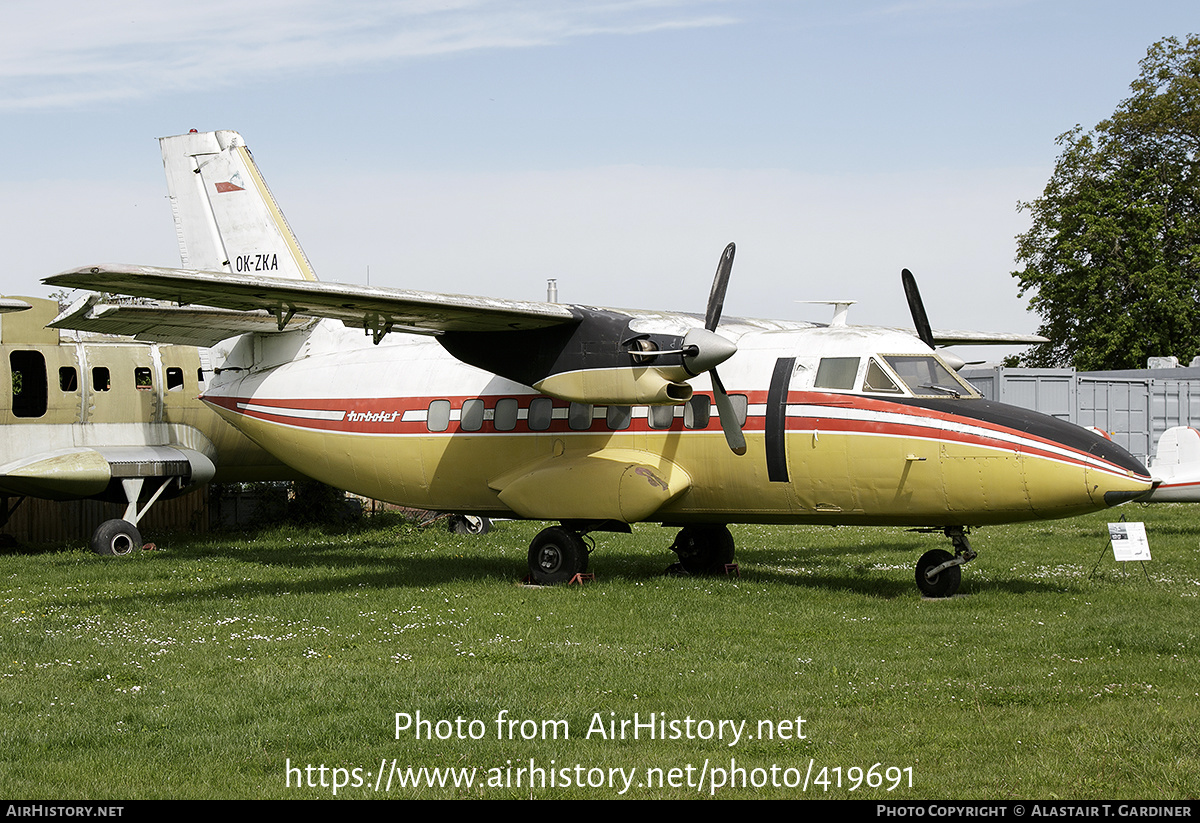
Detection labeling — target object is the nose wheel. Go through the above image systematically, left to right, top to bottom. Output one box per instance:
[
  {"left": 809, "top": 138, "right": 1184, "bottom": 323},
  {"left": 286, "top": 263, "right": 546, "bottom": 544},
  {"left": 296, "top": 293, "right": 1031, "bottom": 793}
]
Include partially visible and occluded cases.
[{"left": 915, "top": 527, "right": 976, "bottom": 598}]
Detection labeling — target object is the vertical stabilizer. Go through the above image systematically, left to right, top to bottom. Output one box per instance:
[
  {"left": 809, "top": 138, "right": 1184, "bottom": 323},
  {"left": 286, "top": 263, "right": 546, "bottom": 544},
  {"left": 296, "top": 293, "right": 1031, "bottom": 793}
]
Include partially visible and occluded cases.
[{"left": 160, "top": 130, "right": 317, "bottom": 281}]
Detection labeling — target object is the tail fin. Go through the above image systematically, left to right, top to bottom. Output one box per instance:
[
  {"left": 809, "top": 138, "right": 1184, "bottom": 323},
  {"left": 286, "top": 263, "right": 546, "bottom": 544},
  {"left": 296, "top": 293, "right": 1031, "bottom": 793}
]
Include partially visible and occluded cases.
[{"left": 160, "top": 130, "right": 317, "bottom": 281}]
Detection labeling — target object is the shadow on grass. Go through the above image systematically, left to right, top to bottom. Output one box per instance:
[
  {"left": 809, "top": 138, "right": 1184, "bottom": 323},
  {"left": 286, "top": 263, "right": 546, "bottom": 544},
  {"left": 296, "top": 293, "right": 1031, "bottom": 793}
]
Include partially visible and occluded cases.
[{"left": 37, "top": 517, "right": 1072, "bottom": 610}]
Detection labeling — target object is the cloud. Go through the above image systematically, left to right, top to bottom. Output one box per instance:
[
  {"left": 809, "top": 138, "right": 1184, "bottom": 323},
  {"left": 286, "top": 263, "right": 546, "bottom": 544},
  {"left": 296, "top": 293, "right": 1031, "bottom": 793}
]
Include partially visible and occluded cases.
[{"left": 0, "top": 0, "right": 738, "bottom": 110}]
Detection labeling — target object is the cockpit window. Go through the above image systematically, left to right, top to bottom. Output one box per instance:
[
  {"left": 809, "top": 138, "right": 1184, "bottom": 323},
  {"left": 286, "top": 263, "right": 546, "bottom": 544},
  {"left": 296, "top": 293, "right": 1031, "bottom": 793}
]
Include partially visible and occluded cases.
[
  {"left": 883, "top": 355, "right": 977, "bottom": 398},
  {"left": 814, "top": 357, "right": 860, "bottom": 390},
  {"left": 862, "top": 358, "right": 902, "bottom": 394}
]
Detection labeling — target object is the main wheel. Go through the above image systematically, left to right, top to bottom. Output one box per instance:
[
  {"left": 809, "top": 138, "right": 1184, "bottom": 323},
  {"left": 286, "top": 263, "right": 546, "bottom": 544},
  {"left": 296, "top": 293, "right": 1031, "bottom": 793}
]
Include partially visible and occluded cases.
[
  {"left": 447, "top": 515, "right": 491, "bottom": 535},
  {"left": 91, "top": 519, "right": 143, "bottom": 557},
  {"left": 672, "top": 525, "right": 736, "bottom": 575},
  {"left": 528, "top": 527, "right": 588, "bottom": 585},
  {"left": 915, "top": 549, "right": 961, "bottom": 598}
]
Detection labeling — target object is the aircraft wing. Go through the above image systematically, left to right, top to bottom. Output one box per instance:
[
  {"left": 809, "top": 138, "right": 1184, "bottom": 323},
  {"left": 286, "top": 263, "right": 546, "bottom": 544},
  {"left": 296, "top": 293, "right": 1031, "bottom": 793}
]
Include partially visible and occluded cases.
[
  {"left": 45, "top": 264, "right": 579, "bottom": 336},
  {"left": 48, "top": 293, "right": 310, "bottom": 347},
  {"left": 0, "top": 446, "right": 215, "bottom": 500}
]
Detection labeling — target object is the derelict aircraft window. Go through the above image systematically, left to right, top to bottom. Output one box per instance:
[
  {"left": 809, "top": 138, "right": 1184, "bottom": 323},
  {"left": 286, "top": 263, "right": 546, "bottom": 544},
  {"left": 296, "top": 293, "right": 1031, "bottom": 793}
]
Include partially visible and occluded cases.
[
  {"left": 10, "top": 351, "right": 47, "bottom": 418},
  {"left": 883, "top": 355, "right": 977, "bottom": 398},
  {"left": 814, "top": 357, "right": 860, "bottom": 390},
  {"left": 862, "top": 359, "right": 902, "bottom": 394},
  {"left": 59, "top": 367, "right": 78, "bottom": 393},
  {"left": 92, "top": 367, "right": 110, "bottom": 392},
  {"left": 135, "top": 367, "right": 153, "bottom": 390},
  {"left": 166, "top": 367, "right": 184, "bottom": 391}
]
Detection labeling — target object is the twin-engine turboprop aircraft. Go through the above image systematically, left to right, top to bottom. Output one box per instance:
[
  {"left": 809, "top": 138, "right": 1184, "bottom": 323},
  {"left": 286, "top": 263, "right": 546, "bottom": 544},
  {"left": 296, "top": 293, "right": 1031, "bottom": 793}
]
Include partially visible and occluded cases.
[{"left": 46, "top": 130, "right": 1155, "bottom": 596}]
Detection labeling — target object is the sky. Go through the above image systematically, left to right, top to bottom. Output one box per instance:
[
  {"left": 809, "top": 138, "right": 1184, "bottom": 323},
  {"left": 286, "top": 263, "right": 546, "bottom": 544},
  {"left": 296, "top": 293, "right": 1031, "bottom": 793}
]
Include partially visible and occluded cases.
[{"left": 2, "top": 0, "right": 1196, "bottom": 360}]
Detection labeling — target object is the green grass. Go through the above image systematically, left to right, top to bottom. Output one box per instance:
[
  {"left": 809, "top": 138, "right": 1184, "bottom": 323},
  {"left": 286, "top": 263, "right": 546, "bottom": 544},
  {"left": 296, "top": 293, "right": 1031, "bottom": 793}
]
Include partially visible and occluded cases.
[{"left": 1, "top": 506, "right": 1197, "bottom": 799}]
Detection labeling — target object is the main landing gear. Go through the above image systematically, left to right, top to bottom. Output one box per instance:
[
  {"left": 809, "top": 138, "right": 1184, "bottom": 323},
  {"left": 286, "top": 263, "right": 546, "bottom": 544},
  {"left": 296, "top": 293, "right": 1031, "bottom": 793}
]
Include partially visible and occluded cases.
[
  {"left": 90, "top": 477, "right": 178, "bottom": 557},
  {"left": 524, "top": 522, "right": 738, "bottom": 584},
  {"left": 667, "top": 525, "right": 736, "bottom": 575},
  {"left": 527, "top": 526, "right": 591, "bottom": 585},
  {"left": 915, "top": 526, "right": 976, "bottom": 598}
]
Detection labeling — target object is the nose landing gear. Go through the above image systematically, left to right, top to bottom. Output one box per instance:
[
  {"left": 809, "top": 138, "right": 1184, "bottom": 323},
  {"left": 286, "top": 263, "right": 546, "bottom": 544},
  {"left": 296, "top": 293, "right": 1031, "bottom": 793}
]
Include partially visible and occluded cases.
[{"left": 915, "top": 527, "right": 976, "bottom": 598}]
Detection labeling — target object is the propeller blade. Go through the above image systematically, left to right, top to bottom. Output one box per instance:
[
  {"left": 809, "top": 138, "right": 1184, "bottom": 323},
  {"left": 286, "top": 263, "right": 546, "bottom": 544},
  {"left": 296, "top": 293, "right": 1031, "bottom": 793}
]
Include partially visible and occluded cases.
[
  {"left": 706, "top": 243, "right": 736, "bottom": 331},
  {"left": 901, "top": 268, "right": 935, "bottom": 348},
  {"left": 711, "top": 368, "right": 747, "bottom": 456}
]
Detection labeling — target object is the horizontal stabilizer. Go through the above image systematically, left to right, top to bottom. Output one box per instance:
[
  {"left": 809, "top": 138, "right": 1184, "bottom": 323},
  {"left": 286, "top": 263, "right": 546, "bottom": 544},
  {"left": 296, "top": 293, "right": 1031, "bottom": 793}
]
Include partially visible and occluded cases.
[
  {"left": 927, "top": 328, "right": 1049, "bottom": 346},
  {"left": 1143, "top": 426, "right": 1200, "bottom": 502}
]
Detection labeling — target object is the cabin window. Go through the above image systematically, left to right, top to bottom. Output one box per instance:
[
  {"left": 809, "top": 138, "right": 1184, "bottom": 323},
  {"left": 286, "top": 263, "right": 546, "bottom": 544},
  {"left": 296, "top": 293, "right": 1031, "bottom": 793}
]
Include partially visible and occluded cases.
[
  {"left": 10, "top": 351, "right": 47, "bottom": 418},
  {"left": 814, "top": 357, "right": 860, "bottom": 390},
  {"left": 863, "top": 359, "right": 902, "bottom": 394},
  {"left": 59, "top": 367, "right": 79, "bottom": 392},
  {"left": 92, "top": 367, "right": 110, "bottom": 392},
  {"left": 135, "top": 367, "right": 153, "bottom": 390},
  {"left": 166, "top": 367, "right": 184, "bottom": 391},
  {"left": 730, "top": 393, "right": 749, "bottom": 425},
  {"left": 684, "top": 395, "right": 711, "bottom": 429},
  {"left": 528, "top": 397, "right": 554, "bottom": 431},
  {"left": 494, "top": 398, "right": 518, "bottom": 431},
  {"left": 427, "top": 399, "right": 451, "bottom": 432},
  {"left": 460, "top": 399, "right": 484, "bottom": 432},
  {"left": 568, "top": 402, "right": 593, "bottom": 431},
  {"left": 606, "top": 405, "right": 632, "bottom": 430},
  {"left": 648, "top": 405, "right": 675, "bottom": 429}
]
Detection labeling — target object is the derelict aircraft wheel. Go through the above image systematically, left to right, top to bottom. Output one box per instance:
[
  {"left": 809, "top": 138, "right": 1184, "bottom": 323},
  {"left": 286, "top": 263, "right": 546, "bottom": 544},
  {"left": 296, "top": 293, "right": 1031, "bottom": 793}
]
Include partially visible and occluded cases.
[
  {"left": 91, "top": 519, "right": 143, "bottom": 557},
  {"left": 671, "top": 525, "right": 736, "bottom": 575},
  {"left": 528, "top": 526, "right": 589, "bottom": 585},
  {"left": 915, "top": 549, "right": 961, "bottom": 598}
]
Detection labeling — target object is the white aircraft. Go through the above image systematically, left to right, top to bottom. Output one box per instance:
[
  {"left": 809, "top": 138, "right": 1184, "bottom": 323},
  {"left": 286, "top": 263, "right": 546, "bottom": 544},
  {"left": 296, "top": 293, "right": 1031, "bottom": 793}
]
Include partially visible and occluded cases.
[
  {"left": 46, "top": 130, "right": 1155, "bottom": 596},
  {"left": 0, "top": 293, "right": 297, "bottom": 554}
]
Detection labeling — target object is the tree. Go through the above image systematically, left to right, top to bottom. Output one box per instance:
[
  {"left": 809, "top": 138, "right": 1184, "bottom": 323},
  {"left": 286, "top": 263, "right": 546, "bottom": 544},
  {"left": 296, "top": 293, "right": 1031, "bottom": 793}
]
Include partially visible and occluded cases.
[{"left": 1014, "top": 34, "right": 1200, "bottom": 370}]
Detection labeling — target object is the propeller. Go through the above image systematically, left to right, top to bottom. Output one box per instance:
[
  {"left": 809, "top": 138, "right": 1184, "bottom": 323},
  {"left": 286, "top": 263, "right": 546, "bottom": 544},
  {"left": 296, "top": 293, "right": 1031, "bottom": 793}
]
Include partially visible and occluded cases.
[
  {"left": 698, "top": 243, "right": 746, "bottom": 456},
  {"left": 901, "top": 268, "right": 935, "bottom": 349}
]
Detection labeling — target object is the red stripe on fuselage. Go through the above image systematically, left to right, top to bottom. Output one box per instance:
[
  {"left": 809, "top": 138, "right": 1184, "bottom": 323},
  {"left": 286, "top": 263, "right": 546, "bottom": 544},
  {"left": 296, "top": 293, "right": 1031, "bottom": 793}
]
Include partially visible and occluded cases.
[{"left": 202, "top": 390, "right": 1135, "bottom": 476}]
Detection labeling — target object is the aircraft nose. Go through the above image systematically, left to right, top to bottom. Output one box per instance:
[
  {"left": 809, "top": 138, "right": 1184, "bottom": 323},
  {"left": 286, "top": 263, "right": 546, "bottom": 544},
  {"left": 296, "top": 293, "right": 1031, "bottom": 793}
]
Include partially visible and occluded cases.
[{"left": 1083, "top": 439, "right": 1153, "bottom": 507}]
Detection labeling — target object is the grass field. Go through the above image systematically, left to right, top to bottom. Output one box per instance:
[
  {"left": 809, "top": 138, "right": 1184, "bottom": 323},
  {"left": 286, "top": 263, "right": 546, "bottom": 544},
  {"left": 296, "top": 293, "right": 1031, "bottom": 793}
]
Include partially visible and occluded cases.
[{"left": 1, "top": 505, "right": 1197, "bottom": 799}]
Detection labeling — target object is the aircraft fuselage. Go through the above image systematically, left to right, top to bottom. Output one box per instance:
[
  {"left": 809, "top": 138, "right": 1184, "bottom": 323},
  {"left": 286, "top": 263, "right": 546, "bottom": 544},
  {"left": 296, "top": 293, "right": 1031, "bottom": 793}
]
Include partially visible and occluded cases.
[{"left": 200, "top": 319, "right": 1152, "bottom": 529}]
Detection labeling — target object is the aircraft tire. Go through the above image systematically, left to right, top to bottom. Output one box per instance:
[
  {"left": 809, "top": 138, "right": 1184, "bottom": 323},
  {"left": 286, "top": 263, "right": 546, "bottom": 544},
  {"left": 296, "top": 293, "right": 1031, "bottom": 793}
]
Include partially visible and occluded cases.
[
  {"left": 448, "top": 515, "right": 492, "bottom": 536},
  {"left": 91, "top": 519, "right": 143, "bottom": 557},
  {"left": 673, "top": 525, "right": 736, "bottom": 575},
  {"left": 528, "top": 527, "right": 588, "bottom": 585},
  {"left": 915, "top": 549, "right": 960, "bottom": 598}
]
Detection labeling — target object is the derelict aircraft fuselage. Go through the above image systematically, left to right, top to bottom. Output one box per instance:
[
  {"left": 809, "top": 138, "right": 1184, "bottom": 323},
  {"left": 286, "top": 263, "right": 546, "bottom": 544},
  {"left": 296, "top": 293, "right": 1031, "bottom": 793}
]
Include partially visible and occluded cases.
[{"left": 45, "top": 130, "right": 1155, "bottom": 596}]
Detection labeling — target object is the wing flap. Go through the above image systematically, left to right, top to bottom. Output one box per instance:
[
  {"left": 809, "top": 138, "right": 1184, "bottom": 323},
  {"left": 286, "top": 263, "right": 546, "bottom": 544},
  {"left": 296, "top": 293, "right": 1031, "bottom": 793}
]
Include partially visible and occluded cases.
[{"left": 49, "top": 294, "right": 308, "bottom": 347}]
